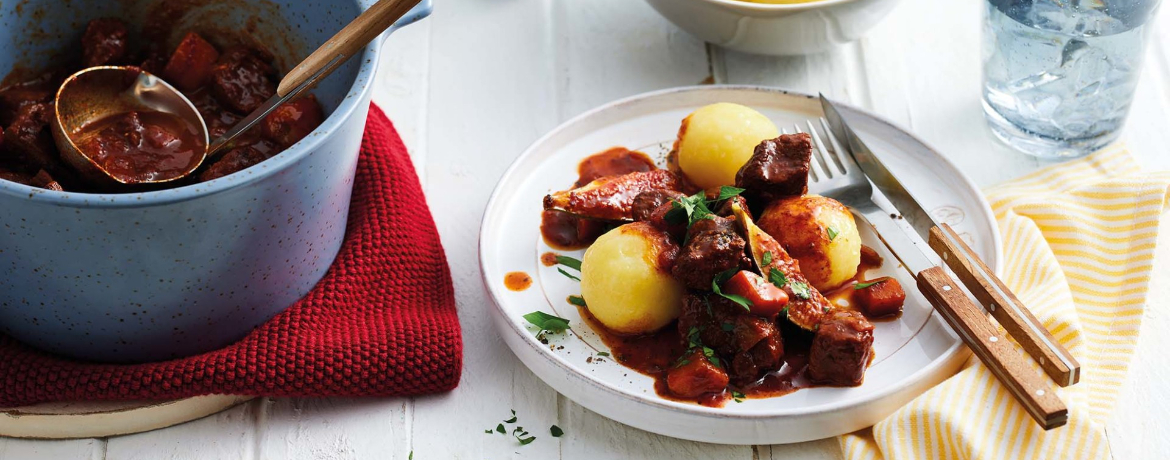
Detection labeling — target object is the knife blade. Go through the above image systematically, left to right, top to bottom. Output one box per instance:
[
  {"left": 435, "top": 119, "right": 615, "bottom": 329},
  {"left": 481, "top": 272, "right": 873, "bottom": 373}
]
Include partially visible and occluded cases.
[{"left": 818, "top": 94, "right": 1080, "bottom": 388}]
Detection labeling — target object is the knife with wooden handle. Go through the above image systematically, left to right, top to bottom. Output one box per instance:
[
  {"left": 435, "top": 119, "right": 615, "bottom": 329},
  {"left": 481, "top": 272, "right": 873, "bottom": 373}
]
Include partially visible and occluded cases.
[{"left": 821, "top": 95, "right": 1077, "bottom": 429}]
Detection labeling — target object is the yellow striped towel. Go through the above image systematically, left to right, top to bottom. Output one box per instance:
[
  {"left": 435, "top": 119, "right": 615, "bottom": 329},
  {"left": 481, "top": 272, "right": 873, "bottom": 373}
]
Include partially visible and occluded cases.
[{"left": 840, "top": 146, "right": 1170, "bottom": 459}]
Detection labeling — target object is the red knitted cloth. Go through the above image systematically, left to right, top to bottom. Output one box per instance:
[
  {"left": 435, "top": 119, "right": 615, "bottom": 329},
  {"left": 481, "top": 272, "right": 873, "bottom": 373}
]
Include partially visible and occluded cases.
[{"left": 0, "top": 106, "right": 462, "bottom": 406}]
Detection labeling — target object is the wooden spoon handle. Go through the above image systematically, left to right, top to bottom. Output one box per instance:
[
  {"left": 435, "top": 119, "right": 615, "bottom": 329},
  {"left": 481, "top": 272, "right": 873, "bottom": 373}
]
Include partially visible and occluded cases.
[
  {"left": 277, "top": 0, "right": 422, "bottom": 96},
  {"left": 928, "top": 224, "right": 1081, "bottom": 387},
  {"left": 917, "top": 266, "right": 1068, "bottom": 430}
]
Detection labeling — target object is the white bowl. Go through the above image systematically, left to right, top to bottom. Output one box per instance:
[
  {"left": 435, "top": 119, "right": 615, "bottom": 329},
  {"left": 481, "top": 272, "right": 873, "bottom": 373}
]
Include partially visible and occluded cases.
[{"left": 644, "top": 0, "right": 901, "bottom": 55}]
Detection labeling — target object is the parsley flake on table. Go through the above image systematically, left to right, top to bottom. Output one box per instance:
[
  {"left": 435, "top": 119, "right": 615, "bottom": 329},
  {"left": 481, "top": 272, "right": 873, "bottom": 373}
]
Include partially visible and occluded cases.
[
  {"left": 596, "top": 351, "right": 610, "bottom": 357},
  {"left": 504, "top": 409, "right": 517, "bottom": 423},
  {"left": 496, "top": 423, "right": 506, "bottom": 434},
  {"left": 550, "top": 425, "right": 565, "bottom": 437}
]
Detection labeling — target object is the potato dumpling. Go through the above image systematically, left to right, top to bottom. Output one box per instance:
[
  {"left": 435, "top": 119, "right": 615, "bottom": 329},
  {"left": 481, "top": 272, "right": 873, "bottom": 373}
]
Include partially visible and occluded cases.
[
  {"left": 676, "top": 103, "right": 779, "bottom": 190},
  {"left": 756, "top": 195, "right": 861, "bottom": 291},
  {"left": 580, "top": 222, "right": 684, "bottom": 334}
]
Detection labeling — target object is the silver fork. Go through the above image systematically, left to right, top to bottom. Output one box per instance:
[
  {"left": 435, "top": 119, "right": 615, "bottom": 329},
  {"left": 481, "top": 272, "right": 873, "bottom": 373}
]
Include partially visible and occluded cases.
[{"left": 781, "top": 122, "right": 935, "bottom": 272}]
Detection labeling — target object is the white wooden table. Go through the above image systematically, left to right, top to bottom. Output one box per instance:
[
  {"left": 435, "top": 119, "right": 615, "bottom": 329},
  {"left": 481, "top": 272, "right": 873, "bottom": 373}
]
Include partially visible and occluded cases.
[{"left": 4, "top": 0, "right": 1169, "bottom": 458}]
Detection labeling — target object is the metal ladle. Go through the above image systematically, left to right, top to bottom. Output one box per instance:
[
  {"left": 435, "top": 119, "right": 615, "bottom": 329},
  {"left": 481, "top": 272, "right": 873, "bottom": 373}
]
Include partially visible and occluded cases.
[{"left": 51, "top": 0, "right": 423, "bottom": 187}]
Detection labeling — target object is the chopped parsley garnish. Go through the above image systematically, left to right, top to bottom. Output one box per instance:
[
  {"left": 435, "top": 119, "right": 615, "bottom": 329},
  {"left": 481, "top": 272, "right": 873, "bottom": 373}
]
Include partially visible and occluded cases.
[
  {"left": 714, "top": 185, "right": 745, "bottom": 202},
  {"left": 665, "top": 187, "right": 745, "bottom": 230},
  {"left": 826, "top": 226, "right": 839, "bottom": 241},
  {"left": 761, "top": 251, "right": 773, "bottom": 267},
  {"left": 555, "top": 255, "right": 582, "bottom": 271},
  {"left": 557, "top": 267, "right": 581, "bottom": 281},
  {"left": 768, "top": 268, "right": 787, "bottom": 289},
  {"left": 713, "top": 269, "right": 752, "bottom": 311},
  {"left": 854, "top": 278, "right": 887, "bottom": 290},
  {"left": 789, "top": 281, "right": 812, "bottom": 300},
  {"left": 567, "top": 295, "right": 587, "bottom": 307},
  {"left": 523, "top": 311, "right": 571, "bottom": 335},
  {"left": 721, "top": 322, "right": 735, "bottom": 332},
  {"left": 596, "top": 351, "right": 610, "bottom": 357},
  {"left": 731, "top": 390, "right": 746, "bottom": 403},
  {"left": 504, "top": 409, "right": 517, "bottom": 423},
  {"left": 496, "top": 423, "right": 506, "bottom": 434},
  {"left": 550, "top": 425, "right": 565, "bottom": 437},
  {"left": 512, "top": 426, "right": 536, "bottom": 445},
  {"left": 485, "top": 429, "right": 493, "bottom": 434},
  {"left": 409, "top": 452, "right": 413, "bottom": 460}
]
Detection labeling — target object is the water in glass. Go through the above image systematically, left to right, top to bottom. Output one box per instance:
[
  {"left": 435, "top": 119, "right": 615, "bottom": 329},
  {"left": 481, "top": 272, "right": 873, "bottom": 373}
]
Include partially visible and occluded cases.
[{"left": 983, "top": 0, "right": 1162, "bottom": 158}]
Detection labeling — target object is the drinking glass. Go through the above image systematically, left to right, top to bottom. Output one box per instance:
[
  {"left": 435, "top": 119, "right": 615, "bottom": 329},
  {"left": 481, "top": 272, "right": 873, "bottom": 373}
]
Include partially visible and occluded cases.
[{"left": 982, "top": 0, "right": 1163, "bottom": 159}]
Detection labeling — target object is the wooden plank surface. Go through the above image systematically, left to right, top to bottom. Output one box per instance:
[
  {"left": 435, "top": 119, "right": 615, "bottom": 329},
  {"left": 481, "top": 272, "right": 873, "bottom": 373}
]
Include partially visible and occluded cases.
[{"left": 2, "top": 0, "right": 1168, "bottom": 458}]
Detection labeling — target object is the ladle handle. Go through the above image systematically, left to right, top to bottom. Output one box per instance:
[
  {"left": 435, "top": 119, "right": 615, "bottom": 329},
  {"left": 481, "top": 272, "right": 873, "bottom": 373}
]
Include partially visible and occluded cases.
[{"left": 277, "top": 0, "right": 422, "bottom": 97}]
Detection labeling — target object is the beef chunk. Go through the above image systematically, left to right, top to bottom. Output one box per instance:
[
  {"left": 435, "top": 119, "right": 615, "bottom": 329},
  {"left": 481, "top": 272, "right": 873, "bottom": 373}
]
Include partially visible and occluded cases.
[
  {"left": 82, "top": 18, "right": 130, "bottom": 67},
  {"left": 163, "top": 32, "right": 221, "bottom": 91},
  {"left": 211, "top": 48, "right": 276, "bottom": 114},
  {"left": 0, "top": 82, "right": 53, "bottom": 126},
  {"left": 261, "top": 95, "right": 325, "bottom": 148},
  {"left": 2, "top": 101, "right": 58, "bottom": 171},
  {"left": 735, "top": 134, "right": 812, "bottom": 203},
  {"left": 198, "top": 146, "right": 269, "bottom": 182},
  {"left": 28, "top": 169, "right": 63, "bottom": 191},
  {"left": 632, "top": 189, "right": 684, "bottom": 222},
  {"left": 671, "top": 216, "right": 751, "bottom": 290},
  {"left": 853, "top": 278, "right": 906, "bottom": 318},
  {"left": 678, "top": 294, "right": 785, "bottom": 385},
  {"left": 808, "top": 310, "right": 874, "bottom": 386},
  {"left": 666, "top": 349, "right": 729, "bottom": 398}
]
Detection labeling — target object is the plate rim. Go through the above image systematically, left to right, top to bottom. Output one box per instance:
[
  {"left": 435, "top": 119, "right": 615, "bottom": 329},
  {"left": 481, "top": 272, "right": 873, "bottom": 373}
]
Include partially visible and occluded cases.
[{"left": 479, "top": 85, "right": 998, "bottom": 422}]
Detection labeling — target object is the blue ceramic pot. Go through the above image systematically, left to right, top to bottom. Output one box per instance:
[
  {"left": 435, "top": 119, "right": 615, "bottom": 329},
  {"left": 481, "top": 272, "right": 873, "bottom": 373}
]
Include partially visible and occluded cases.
[{"left": 0, "top": 0, "right": 431, "bottom": 362}]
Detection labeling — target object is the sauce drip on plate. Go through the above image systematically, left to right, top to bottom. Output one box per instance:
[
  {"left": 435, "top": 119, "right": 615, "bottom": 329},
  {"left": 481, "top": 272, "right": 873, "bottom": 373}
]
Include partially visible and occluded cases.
[{"left": 504, "top": 271, "right": 532, "bottom": 291}]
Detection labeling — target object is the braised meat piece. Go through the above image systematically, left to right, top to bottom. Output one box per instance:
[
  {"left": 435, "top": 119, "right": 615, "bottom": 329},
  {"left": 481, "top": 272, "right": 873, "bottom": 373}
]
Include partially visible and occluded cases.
[
  {"left": 81, "top": 18, "right": 130, "bottom": 67},
  {"left": 162, "top": 32, "right": 221, "bottom": 91},
  {"left": 211, "top": 47, "right": 277, "bottom": 114},
  {"left": 0, "top": 84, "right": 52, "bottom": 126},
  {"left": 262, "top": 95, "right": 326, "bottom": 148},
  {"left": 2, "top": 101, "right": 58, "bottom": 172},
  {"left": 735, "top": 134, "right": 812, "bottom": 203},
  {"left": 198, "top": 146, "right": 269, "bottom": 182},
  {"left": 544, "top": 169, "right": 682, "bottom": 221},
  {"left": 632, "top": 189, "right": 684, "bottom": 222},
  {"left": 671, "top": 215, "right": 751, "bottom": 290},
  {"left": 678, "top": 294, "right": 785, "bottom": 385},
  {"left": 808, "top": 310, "right": 874, "bottom": 386},
  {"left": 666, "top": 349, "right": 729, "bottom": 398}
]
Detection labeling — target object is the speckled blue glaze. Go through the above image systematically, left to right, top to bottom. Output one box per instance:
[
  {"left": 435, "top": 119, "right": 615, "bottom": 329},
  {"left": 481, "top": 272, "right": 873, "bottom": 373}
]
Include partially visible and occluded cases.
[{"left": 0, "top": 0, "right": 432, "bottom": 362}]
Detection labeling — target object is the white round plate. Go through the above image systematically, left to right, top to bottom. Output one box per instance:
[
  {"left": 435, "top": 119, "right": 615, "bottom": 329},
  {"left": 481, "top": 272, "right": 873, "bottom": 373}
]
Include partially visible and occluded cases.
[
  {"left": 480, "top": 86, "right": 999, "bottom": 445},
  {"left": 0, "top": 395, "right": 252, "bottom": 439}
]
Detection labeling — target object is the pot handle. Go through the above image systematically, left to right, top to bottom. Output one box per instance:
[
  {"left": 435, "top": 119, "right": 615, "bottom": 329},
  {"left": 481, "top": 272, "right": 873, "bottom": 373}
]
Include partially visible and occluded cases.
[{"left": 361, "top": 0, "right": 433, "bottom": 45}]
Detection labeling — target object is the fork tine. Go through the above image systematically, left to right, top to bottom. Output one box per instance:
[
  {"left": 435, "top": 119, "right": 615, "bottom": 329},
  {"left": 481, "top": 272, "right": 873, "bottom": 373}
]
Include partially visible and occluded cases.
[
  {"left": 819, "top": 117, "right": 862, "bottom": 176},
  {"left": 806, "top": 120, "right": 845, "bottom": 176},
  {"left": 794, "top": 123, "right": 831, "bottom": 180}
]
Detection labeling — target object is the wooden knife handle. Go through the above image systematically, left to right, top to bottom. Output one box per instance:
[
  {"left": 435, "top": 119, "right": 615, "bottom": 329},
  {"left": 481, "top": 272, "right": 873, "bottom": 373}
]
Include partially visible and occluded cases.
[
  {"left": 928, "top": 224, "right": 1081, "bottom": 387},
  {"left": 917, "top": 266, "right": 1068, "bottom": 430}
]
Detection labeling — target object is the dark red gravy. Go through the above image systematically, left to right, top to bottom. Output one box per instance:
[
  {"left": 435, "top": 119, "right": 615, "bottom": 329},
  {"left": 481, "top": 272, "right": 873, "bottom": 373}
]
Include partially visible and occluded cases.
[
  {"left": 76, "top": 110, "right": 205, "bottom": 183},
  {"left": 504, "top": 271, "right": 532, "bottom": 291}
]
